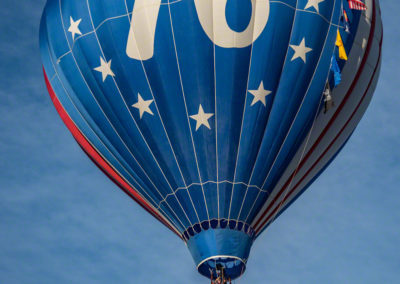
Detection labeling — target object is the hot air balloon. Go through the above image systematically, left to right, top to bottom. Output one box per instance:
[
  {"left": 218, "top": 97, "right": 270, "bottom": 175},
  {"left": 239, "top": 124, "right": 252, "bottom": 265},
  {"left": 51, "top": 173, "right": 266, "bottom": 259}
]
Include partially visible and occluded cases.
[{"left": 39, "top": 0, "right": 382, "bottom": 281}]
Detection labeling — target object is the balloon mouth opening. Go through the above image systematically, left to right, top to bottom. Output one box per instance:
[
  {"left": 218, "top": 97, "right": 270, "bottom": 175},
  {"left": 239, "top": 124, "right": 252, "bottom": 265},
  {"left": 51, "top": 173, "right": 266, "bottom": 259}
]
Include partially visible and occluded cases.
[{"left": 197, "top": 255, "right": 246, "bottom": 280}]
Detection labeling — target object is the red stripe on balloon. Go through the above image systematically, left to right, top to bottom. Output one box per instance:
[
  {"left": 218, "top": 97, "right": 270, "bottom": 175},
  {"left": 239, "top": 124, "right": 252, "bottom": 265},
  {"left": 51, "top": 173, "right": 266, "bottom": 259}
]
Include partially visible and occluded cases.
[
  {"left": 254, "top": 1, "right": 380, "bottom": 233},
  {"left": 43, "top": 68, "right": 181, "bottom": 239}
]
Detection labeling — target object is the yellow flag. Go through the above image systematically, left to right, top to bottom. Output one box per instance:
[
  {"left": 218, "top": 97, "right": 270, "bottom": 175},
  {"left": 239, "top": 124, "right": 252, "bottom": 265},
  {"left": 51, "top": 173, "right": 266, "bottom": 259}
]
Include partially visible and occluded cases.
[{"left": 336, "top": 30, "right": 348, "bottom": 60}]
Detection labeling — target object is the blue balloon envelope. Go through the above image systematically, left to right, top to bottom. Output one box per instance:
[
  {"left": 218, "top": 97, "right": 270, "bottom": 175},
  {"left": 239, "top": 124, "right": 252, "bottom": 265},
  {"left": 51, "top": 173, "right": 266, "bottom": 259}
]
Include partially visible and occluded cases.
[{"left": 40, "top": 0, "right": 382, "bottom": 280}]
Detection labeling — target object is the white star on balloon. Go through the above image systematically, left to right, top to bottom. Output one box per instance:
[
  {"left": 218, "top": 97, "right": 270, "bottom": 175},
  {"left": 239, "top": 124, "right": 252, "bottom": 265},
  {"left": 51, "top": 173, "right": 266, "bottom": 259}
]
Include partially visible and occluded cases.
[
  {"left": 304, "top": 0, "right": 325, "bottom": 13},
  {"left": 68, "top": 17, "right": 82, "bottom": 40},
  {"left": 289, "top": 38, "right": 313, "bottom": 63},
  {"left": 94, "top": 57, "right": 115, "bottom": 82},
  {"left": 249, "top": 81, "right": 271, "bottom": 107},
  {"left": 132, "top": 94, "right": 154, "bottom": 119},
  {"left": 190, "top": 104, "right": 214, "bottom": 131}
]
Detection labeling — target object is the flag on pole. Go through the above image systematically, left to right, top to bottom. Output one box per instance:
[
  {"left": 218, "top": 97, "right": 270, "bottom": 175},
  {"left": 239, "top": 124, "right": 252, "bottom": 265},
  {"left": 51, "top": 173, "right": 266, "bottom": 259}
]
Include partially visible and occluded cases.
[
  {"left": 348, "top": 0, "right": 367, "bottom": 11},
  {"left": 342, "top": 9, "right": 351, "bottom": 33},
  {"left": 343, "top": 10, "right": 350, "bottom": 23},
  {"left": 344, "top": 22, "right": 350, "bottom": 33},
  {"left": 336, "top": 30, "right": 348, "bottom": 60},
  {"left": 331, "top": 55, "right": 342, "bottom": 87},
  {"left": 323, "top": 82, "right": 334, "bottom": 113}
]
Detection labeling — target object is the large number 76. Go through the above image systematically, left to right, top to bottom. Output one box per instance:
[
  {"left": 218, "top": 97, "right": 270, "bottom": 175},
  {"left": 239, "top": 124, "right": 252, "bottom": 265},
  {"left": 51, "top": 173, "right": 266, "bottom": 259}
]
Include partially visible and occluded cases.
[{"left": 126, "top": 0, "right": 270, "bottom": 60}]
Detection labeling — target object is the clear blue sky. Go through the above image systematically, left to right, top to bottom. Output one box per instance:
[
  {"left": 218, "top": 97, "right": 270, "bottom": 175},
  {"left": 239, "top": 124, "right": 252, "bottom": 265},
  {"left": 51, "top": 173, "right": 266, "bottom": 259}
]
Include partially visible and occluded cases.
[{"left": 0, "top": 1, "right": 399, "bottom": 283}]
